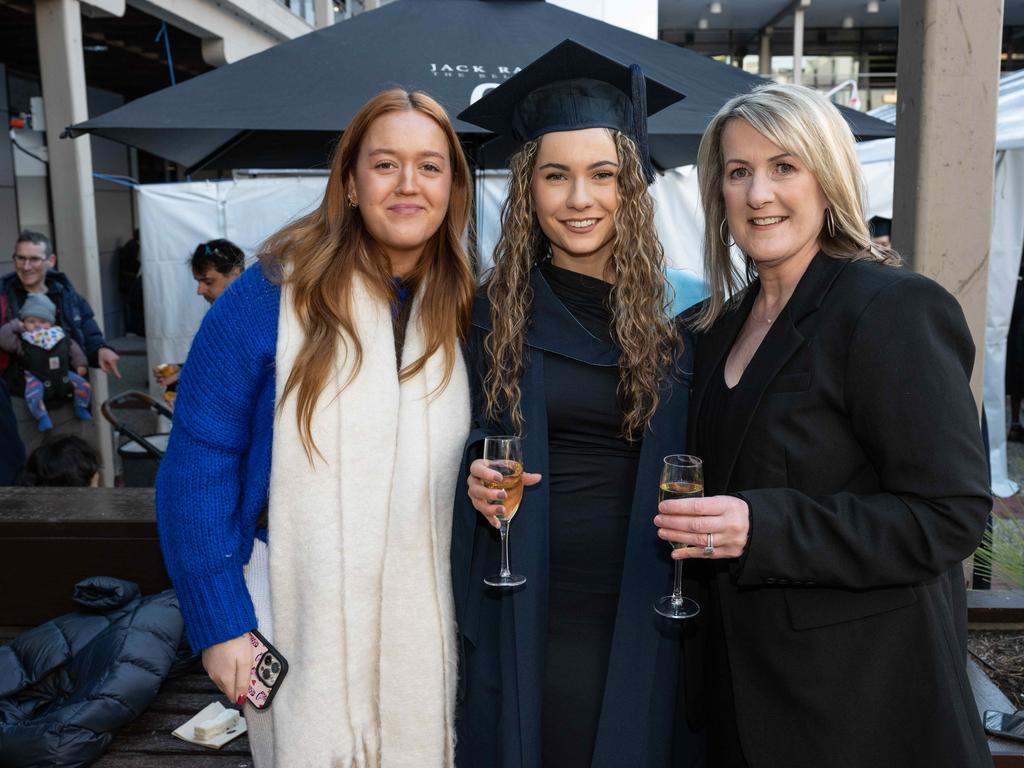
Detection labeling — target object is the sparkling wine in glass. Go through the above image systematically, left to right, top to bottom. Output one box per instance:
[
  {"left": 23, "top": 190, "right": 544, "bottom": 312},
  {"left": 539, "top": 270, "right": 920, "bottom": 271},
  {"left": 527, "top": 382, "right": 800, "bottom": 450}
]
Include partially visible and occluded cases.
[
  {"left": 483, "top": 436, "right": 527, "bottom": 588},
  {"left": 654, "top": 454, "right": 702, "bottom": 619}
]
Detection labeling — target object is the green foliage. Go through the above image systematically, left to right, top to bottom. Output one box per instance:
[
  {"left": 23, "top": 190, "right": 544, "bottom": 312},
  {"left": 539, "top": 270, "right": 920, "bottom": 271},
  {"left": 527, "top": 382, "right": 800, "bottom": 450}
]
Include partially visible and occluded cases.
[{"left": 974, "top": 511, "right": 1024, "bottom": 590}]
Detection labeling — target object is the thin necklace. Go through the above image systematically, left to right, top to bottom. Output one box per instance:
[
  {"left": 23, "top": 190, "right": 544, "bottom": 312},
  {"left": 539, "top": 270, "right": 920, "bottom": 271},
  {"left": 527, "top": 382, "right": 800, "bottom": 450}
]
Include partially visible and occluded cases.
[{"left": 750, "top": 305, "right": 774, "bottom": 324}]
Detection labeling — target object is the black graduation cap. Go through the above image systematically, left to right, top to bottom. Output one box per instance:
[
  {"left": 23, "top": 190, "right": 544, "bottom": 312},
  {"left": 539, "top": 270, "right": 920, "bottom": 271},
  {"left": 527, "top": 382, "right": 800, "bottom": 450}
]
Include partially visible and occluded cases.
[{"left": 458, "top": 39, "right": 685, "bottom": 184}]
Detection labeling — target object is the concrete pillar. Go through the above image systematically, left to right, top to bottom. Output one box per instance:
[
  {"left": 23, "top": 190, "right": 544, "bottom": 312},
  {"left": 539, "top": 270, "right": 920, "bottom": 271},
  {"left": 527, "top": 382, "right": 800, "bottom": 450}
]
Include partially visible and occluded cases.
[
  {"left": 34, "top": 0, "right": 114, "bottom": 484},
  {"left": 314, "top": 0, "right": 333, "bottom": 27},
  {"left": 892, "top": 0, "right": 1003, "bottom": 404},
  {"left": 792, "top": 7, "right": 805, "bottom": 85},
  {"left": 759, "top": 28, "right": 772, "bottom": 76}
]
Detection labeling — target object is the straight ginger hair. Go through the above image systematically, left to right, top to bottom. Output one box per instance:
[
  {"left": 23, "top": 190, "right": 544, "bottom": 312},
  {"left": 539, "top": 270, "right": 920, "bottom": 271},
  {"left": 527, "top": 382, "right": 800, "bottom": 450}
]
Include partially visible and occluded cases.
[
  {"left": 260, "top": 89, "right": 475, "bottom": 460},
  {"left": 484, "top": 130, "right": 679, "bottom": 441}
]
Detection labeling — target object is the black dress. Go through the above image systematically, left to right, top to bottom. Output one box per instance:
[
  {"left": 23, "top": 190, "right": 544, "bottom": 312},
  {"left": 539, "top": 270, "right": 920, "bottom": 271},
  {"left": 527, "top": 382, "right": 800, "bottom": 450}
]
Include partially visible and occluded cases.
[
  {"left": 538, "top": 261, "right": 642, "bottom": 767},
  {"left": 696, "top": 351, "right": 750, "bottom": 768}
]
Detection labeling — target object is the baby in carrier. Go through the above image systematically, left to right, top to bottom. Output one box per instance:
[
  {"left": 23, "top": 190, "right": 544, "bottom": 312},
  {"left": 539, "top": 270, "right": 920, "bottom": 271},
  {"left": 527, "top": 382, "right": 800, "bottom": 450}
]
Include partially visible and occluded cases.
[{"left": 0, "top": 294, "right": 92, "bottom": 432}]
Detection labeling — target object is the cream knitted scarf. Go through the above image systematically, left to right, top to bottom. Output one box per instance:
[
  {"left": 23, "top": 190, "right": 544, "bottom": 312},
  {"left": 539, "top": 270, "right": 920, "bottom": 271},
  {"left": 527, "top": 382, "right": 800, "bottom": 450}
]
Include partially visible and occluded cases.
[{"left": 267, "top": 276, "right": 468, "bottom": 767}]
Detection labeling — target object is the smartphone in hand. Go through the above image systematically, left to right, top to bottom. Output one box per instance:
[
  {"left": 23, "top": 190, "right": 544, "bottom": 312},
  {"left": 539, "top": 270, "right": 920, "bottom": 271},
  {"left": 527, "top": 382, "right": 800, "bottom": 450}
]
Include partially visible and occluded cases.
[
  {"left": 246, "top": 629, "right": 288, "bottom": 710},
  {"left": 984, "top": 710, "right": 1024, "bottom": 743}
]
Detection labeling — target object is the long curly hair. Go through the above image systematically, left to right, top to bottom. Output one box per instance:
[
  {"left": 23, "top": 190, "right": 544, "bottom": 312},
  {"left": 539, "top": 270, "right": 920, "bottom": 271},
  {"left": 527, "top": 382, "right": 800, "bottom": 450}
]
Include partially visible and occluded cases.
[
  {"left": 695, "top": 83, "right": 899, "bottom": 331},
  {"left": 259, "top": 88, "right": 475, "bottom": 461},
  {"left": 483, "top": 130, "right": 678, "bottom": 440}
]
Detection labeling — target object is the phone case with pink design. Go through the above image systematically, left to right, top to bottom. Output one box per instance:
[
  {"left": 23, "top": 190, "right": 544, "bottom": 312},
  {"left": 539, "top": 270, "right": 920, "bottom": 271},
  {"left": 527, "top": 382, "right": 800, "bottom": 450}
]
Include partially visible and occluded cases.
[{"left": 246, "top": 629, "right": 288, "bottom": 710}]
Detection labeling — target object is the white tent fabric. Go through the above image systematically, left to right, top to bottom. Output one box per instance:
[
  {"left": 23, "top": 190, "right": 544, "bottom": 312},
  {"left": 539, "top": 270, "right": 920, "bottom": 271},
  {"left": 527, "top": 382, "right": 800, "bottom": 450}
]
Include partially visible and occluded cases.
[
  {"left": 860, "top": 70, "right": 1024, "bottom": 497},
  {"left": 996, "top": 70, "right": 1024, "bottom": 151},
  {"left": 986, "top": 150, "right": 1024, "bottom": 496},
  {"left": 136, "top": 177, "right": 326, "bottom": 379}
]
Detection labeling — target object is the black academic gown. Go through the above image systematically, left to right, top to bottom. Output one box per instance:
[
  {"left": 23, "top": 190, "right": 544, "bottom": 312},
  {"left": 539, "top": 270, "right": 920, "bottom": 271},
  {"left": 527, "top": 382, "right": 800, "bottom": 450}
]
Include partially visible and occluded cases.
[{"left": 452, "top": 268, "right": 705, "bottom": 768}]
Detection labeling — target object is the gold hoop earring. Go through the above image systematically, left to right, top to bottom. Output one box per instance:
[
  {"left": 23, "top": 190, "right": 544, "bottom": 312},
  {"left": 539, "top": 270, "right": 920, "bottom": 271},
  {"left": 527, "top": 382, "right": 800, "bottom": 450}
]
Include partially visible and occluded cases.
[
  {"left": 825, "top": 208, "right": 836, "bottom": 238},
  {"left": 719, "top": 218, "right": 735, "bottom": 248}
]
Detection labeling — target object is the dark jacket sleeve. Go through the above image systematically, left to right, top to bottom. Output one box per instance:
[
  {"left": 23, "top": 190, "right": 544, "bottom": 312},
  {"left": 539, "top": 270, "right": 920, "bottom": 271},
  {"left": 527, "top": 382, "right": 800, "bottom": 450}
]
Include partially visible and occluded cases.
[
  {"left": 736, "top": 275, "right": 991, "bottom": 589},
  {"left": 65, "top": 288, "right": 110, "bottom": 367},
  {"left": 0, "top": 320, "right": 22, "bottom": 354},
  {"left": 452, "top": 322, "right": 494, "bottom": 620},
  {"left": 464, "top": 322, "right": 494, "bottom": 453},
  {"left": 69, "top": 340, "right": 88, "bottom": 370},
  {"left": 0, "top": 379, "right": 24, "bottom": 485}
]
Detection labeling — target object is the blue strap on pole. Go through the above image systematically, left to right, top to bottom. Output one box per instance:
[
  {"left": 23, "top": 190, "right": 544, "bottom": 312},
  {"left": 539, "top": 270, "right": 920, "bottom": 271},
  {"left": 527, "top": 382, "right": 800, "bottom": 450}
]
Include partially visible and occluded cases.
[
  {"left": 155, "top": 22, "right": 177, "bottom": 86},
  {"left": 92, "top": 172, "right": 138, "bottom": 188}
]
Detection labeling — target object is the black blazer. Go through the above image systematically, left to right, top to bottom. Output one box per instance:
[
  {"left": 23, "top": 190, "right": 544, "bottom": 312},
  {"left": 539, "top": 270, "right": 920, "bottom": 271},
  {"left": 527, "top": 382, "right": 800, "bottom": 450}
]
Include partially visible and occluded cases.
[{"left": 689, "top": 253, "right": 992, "bottom": 768}]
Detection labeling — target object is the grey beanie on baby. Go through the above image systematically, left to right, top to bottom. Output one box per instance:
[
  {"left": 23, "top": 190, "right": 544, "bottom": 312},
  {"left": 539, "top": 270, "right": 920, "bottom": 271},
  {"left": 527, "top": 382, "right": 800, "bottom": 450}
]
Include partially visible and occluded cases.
[{"left": 19, "top": 293, "right": 56, "bottom": 323}]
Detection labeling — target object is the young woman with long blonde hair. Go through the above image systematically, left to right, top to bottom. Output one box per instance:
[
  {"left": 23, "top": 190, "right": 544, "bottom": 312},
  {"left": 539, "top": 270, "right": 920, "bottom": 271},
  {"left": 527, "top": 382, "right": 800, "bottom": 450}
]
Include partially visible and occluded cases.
[
  {"left": 454, "top": 41, "right": 703, "bottom": 768},
  {"left": 157, "top": 88, "right": 475, "bottom": 768}
]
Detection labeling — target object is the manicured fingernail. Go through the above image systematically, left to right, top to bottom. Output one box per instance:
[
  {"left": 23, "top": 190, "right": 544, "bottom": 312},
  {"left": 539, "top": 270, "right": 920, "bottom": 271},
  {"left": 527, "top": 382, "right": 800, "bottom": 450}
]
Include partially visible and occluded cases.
[
  {"left": 500, "top": 491, "right": 507, "bottom": 500},
  {"left": 654, "top": 515, "right": 663, "bottom": 525},
  {"left": 237, "top": 695, "right": 246, "bottom": 705}
]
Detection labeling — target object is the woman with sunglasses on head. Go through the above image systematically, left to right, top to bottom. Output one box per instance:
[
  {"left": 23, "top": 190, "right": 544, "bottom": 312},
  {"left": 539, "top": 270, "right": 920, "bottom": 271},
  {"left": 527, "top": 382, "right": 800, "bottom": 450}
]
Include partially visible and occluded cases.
[
  {"left": 455, "top": 41, "right": 703, "bottom": 768},
  {"left": 656, "top": 83, "right": 991, "bottom": 767},
  {"left": 156, "top": 89, "right": 475, "bottom": 768}
]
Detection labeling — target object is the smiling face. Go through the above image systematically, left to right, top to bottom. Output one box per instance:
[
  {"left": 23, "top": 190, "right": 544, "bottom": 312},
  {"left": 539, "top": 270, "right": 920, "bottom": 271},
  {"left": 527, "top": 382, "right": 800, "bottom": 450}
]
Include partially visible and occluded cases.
[
  {"left": 348, "top": 110, "right": 453, "bottom": 277},
  {"left": 721, "top": 118, "right": 828, "bottom": 273},
  {"left": 531, "top": 127, "right": 620, "bottom": 279},
  {"left": 13, "top": 241, "right": 55, "bottom": 293}
]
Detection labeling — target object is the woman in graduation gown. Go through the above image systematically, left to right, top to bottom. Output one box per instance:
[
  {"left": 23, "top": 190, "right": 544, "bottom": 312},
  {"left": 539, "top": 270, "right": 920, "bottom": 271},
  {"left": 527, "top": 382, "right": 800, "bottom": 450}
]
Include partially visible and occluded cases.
[{"left": 453, "top": 41, "right": 704, "bottom": 768}]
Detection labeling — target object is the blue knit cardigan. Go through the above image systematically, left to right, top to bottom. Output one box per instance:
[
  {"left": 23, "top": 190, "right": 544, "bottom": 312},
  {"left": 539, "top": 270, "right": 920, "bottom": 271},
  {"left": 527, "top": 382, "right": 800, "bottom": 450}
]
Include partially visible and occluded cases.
[{"left": 155, "top": 265, "right": 280, "bottom": 651}]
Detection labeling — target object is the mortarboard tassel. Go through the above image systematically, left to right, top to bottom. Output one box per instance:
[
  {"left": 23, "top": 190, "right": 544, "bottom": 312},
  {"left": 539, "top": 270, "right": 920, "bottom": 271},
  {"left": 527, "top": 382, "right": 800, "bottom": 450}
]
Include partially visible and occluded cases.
[{"left": 630, "top": 63, "right": 656, "bottom": 185}]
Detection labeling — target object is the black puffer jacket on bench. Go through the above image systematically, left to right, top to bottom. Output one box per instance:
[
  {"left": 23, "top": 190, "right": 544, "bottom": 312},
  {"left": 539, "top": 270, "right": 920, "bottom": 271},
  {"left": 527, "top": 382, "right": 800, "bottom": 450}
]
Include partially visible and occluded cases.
[{"left": 0, "top": 577, "right": 186, "bottom": 767}]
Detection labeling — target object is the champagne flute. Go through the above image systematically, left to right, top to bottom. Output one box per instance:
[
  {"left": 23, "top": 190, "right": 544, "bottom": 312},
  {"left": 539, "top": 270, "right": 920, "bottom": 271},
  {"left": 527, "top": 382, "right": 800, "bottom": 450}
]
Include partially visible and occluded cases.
[
  {"left": 483, "top": 436, "right": 527, "bottom": 587},
  {"left": 654, "top": 454, "right": 702, "bottom": 619}
]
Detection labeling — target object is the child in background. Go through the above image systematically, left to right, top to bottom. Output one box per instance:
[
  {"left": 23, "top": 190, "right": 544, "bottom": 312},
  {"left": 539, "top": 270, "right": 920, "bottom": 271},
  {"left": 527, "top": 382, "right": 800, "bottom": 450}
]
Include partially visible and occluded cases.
[
  {"left": 0, "top": 293, "right": 92, "bottom": 432},
  {"left": 19, "top": 435, "right": 101, "bottom": 487}
]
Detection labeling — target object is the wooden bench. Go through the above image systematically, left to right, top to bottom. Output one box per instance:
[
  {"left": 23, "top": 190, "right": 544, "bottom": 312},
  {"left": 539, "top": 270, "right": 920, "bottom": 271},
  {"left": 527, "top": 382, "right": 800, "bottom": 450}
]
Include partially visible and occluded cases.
[
  {"left": 0, "top": 487, "right": 251, "bottom": 765},
  {"left": 0, "top": 487, "right": 170, "bottom": 625},
  {"left": 969, "top": 589, "right": 1024, "bottom": 626},
  {"left": 0, "top": 624, "right": 250, "bottom": 767},
  {"left": 968, "top": 657, "right": 1024, "bottom": 766}
]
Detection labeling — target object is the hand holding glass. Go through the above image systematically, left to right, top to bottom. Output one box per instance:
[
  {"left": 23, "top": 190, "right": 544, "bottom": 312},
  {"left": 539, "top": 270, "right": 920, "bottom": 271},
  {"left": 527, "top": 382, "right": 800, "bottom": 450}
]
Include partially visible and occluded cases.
[
  {"left": 483, "top": 436, "right": 527, "bottom": 587},
  {"left": 654, "top": 454, "right": 702, "bottom": 619}
]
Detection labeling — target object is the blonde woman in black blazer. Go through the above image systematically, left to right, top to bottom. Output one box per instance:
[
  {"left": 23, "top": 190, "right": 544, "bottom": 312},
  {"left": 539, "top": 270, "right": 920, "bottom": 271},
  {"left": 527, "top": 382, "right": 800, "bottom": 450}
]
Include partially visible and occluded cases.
[{"left": 656, "top": 83, "right": 993, "bottom": 768}]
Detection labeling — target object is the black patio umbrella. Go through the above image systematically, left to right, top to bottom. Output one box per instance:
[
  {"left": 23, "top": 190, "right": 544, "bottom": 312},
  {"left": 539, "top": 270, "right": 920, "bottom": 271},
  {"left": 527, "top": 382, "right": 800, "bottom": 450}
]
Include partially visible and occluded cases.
[{"left": 67, "top": 0, "right": 895, "bottom": 173}]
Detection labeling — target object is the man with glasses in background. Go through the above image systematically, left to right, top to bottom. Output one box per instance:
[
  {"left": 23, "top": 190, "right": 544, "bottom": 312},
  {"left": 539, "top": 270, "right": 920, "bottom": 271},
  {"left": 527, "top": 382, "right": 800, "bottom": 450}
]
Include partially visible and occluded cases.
[{"left": 1, "top": 230, "right": 120, "bottom": 451}]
